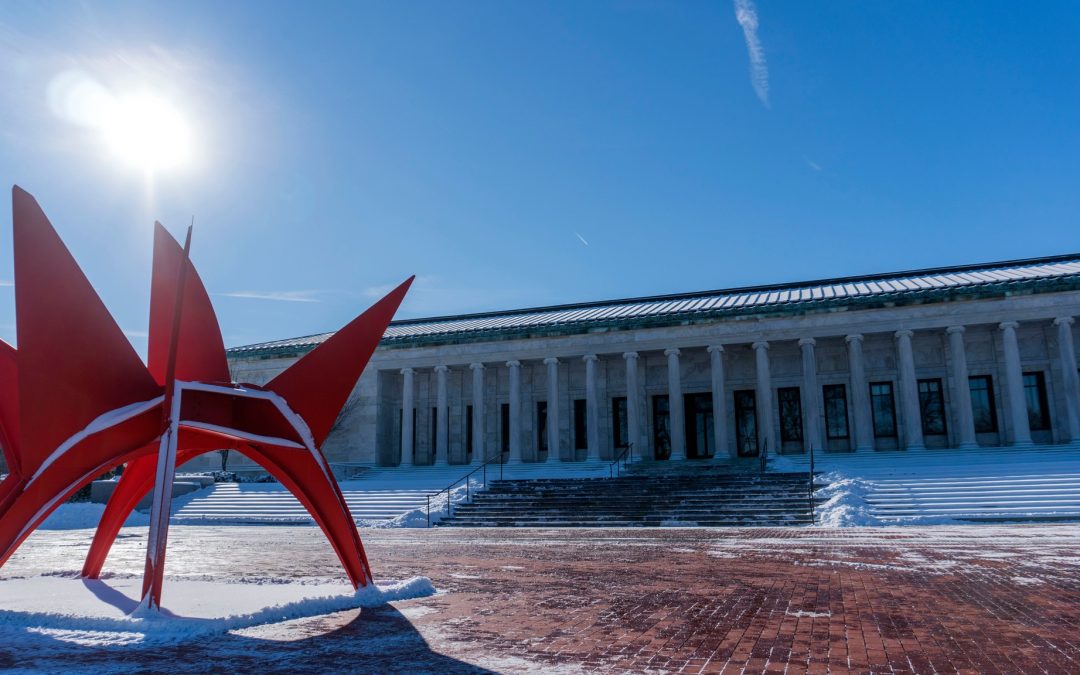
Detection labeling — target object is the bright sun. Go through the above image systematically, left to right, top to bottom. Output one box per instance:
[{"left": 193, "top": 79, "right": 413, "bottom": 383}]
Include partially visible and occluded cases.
[{"left": 101, "top": 94, "right": 193, "bottom": 172}]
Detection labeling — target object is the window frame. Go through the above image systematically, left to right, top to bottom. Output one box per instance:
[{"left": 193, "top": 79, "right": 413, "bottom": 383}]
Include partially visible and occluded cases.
[
  {"left": 1022, "top": 371, "right": 1052, "bottom": 431},
  {"left": 968, "top": 374, "right": 998, "bottom": 433},
  {"left": 917, "top": 378, "right": 948, "bottom": 436},
  {"left": 869, "top": 381, "right": 898, "bottom": 438},
  {"left": 822, "top": 383, "right": 850, "bottom": 440},
  {"left": 777, "top": 386, "right": 803, "bottom": 443},
  {"left": 573, "top": 399, "right": 588, "bottom": 450}
]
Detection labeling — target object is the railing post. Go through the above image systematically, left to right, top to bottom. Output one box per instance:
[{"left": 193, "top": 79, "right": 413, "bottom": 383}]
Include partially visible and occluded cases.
[{"left": 426, "top": 495, "right": 430, "bottom": 528}]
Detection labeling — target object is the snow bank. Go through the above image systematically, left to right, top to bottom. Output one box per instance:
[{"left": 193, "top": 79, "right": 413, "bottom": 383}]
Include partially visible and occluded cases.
[
  {"left": 812, "top": 472, "right": 879, "bottom": 527},
  {"left": 37, "top": 503, "right": 150, "bottom": 531},
  {"left": 0, "top": 575, "right": 436, "bottom": 648}
]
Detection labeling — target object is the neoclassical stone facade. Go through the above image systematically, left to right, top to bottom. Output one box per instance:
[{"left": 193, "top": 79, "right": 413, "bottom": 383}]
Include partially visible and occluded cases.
[{"left": 222, "top": 255, "right": 1080, "bottom": 471}]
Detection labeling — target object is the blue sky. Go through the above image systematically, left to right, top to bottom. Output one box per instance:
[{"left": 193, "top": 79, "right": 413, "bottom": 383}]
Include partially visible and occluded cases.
[{"left": 1, "top": 1, "right": 1078, "bottom": 354}]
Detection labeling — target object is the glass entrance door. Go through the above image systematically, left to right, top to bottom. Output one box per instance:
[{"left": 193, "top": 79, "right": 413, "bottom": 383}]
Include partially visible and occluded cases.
[
  {"left": 734, "top": 389, "right": 759, "bottom": 457},
  {"left": 684, "top": 392, "right": 715, "bottom": 459}
]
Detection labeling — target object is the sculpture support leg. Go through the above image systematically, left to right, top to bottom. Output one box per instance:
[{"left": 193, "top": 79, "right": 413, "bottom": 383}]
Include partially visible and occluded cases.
[{"left": 139, "top": 385, "right": 180, "bottom": 611}]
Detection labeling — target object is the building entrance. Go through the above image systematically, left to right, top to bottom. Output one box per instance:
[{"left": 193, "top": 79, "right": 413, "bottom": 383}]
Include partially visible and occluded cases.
[
  {"left": 734, "top": 389, "right": 759, "bottom": 457},
  {"left": 684, "top": 393, "right": 714, "bottom": 459}
]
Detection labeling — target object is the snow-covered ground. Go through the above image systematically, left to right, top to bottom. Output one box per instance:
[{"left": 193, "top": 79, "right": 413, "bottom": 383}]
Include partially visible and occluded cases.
[{"left": 0, "top": 575, "right": 435, "bottom": 648}]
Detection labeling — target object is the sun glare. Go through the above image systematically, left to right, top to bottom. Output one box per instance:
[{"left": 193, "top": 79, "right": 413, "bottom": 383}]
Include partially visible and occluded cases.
[
  {"left": 48, "top": 70, "right": 196, "bottom": 174},
  {"left": 101, "top": 94, "right": 193, "bottom": 172}
]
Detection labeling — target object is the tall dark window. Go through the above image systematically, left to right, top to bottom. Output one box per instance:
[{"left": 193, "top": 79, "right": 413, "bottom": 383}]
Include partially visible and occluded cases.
[
  {"left": 1023, "top": 372, "right": 1051, "bottom": 431},
  {"left": 968, "top": 375, "right": 997, "bottom": 433},
  {"left": 917, "top": 378, "right": 947, "bottom": 435},
  {"left": 870, "top": 382, "right": 897, "bottom": 438},
  {"left": 823, "top": 384, "right": 849, "bottom": 440},
  {"left": 777, "top": 387, "right": 803, "bottom": 443},
  {"left": 733, "top": 390, "right": 758, "bottom": 456},
  {"left": 684, "top": 393, "right": 714, "bottom": 459},
  {"left": 652, "top": 395, "right": 670, "bottom": 459},
  {"left": 612, "top": 397, "right": 628, "bottom": 449},
  {"left": 573, "top": 399, "right": 588, "bottom": 450},
  {"left": 537, "top": 401, "right": 548, "bottom": 454},
  {"left": 500, "top": 403, "right": 510, "bottom": 454},
  {"left": 465, "top": 405, "right": 474, "bottom": 458}
]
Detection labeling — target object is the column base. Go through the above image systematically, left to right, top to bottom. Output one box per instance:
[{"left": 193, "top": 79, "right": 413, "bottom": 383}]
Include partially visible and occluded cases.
[
  {"left": 1010, "top": 440, "right": 1035, "bottom": 448},
  {"left": 956, "top": 442, "right": 980, "bottom": 450},
  {"left": 904, "top": 444, "right": 927, "bottom": 452},
  {"left": 854, "top": 446, "right": 874, "bottom": 453},
  {"left": 668, "top": 453, "right": 686, "bottom": 462}
]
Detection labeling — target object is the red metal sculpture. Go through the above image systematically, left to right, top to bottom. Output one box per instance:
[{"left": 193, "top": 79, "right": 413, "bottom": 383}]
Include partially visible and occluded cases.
[{"left": 0, "top": 186, "right": 412, "bottom": 610}]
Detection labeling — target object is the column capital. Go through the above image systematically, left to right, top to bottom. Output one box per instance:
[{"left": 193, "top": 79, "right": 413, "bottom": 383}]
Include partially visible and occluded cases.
[
  {"left": 1053, "top": 316, "right": 1075, "bottom": 327},
  {"left": 999, "top": 321, "right": 1020, "bottom": 331},
  {"left": 946, "top": 325, "right": 966, "bottom": 335},
  {"left": 894, "top": 329, "right": 914, "bottom": 340},
  {"left": 845, "top": 333, "right": 864, "bottom": 344},
  {"left": 798, "top": 337, "right": 816, "bottom": 348},
  {"left": 751, "top": 341, "right": 769, "bottom": 351},
  {"left": 706, "top": 345, "right": 724, "bottom": 354},
  {"left": 663, "top": 348, "right": 680, "bottom": 358},
  {"left": 622, "top": 351, "right": 639, "bottom": 360},
  {"left": 582, "top": 353, "right": 599, "bottom": 363},
  {"left": 543, "top": 357, "right": 560, "bottom": 365},
  {"left": 506, "top": 360, "right": 521, "bottom": 368},
  {"left": 469, "top": 362, "right": 485, "bottom": 371},
  {"left": 434, "top": 365, "right": 449, "bottom": 374},
  {"left": 400, "top": 367, "right": 415, "bottom": 375}
]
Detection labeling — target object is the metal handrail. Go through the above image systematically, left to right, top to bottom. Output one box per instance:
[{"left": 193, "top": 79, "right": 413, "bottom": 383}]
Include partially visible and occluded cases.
[
  {"left": 759, "top": 439, "right": 769, "bottom": 473},
  {"left": 608, "top": 442, "right": 634, "bottom": 478},
  {"left": 808, "top": 444, "right": 816, "bottom": 524},
  {"left": 425, "top": 450, "right": 508, "bottom": 527}
]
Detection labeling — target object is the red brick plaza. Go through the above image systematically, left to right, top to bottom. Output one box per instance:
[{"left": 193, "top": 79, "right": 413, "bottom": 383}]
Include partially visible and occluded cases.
[{"left": 4, "top": 525, "right": 1079, "bottom": 673}]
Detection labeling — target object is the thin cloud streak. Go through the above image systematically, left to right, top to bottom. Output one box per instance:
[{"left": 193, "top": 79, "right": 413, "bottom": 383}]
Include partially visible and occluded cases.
[
  {"left": 734, "top": 0, "right": 769, "bottom": 107},
  {"left": 575, "top": 232, "right": 590, "bottom": 246},
  {"left": 217, "top": 290, "right": 322, "bottom": 303}
]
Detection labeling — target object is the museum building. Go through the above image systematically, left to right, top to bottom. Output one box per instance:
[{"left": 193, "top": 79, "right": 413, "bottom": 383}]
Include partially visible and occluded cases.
[{"left": 224, "top": 253, "right": 1080, "bottom": 471}]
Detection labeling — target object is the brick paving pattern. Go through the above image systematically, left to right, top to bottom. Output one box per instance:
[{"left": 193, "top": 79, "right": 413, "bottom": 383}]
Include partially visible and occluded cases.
[{"left": 3, "top": 525, "right": 1079, "bottom": 673}]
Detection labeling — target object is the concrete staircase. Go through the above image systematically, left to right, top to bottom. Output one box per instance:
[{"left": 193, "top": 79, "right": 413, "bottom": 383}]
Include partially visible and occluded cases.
[
  {"left": 776, "top": 444, "right": 1080, "bottom": 523},
  {"left": 171, "top": 460, "right": 611, "bottom": 524},
  {"left": 437, "top": 469, "right": 818, "bottom": 527}
]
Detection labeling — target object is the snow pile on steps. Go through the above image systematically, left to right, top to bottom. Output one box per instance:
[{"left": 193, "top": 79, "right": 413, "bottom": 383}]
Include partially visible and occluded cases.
[
  {"left": 788, "top": 444, "right": 1080, "bottom": 525},
  {"left": 812, "top": 473, "right": 879, "bottom": 527},
  {"left": 0, "top": 574, "right": 436, "bottom": 648}
]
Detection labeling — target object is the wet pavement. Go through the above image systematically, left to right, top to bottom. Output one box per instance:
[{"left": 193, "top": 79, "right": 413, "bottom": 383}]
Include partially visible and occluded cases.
[{"left": 2, "top": 525, "right": 1079, "bottom": 673}]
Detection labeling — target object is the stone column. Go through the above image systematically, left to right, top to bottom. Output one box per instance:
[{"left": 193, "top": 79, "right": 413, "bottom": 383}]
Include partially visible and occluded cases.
[
  {"left": 1054, "top": 317, "right": 1080, "bottom": 443},
  {"left": 999, "top": 321, "right": 1032, "bottom": 446},
  {"left": 946, "top": 326, "right": 978, "bottom": 449},
  {"left": 895, "top": 330, "right": 925, "bottom": 450},
  {"left": 846, "top": 334, "right": 874, "bottom": 452},
  {"left": 799, "top": 338, "right": 825, "bottom": 454},
  {"left": 752, "top": 341, "right": 775, "bottom": 456},
  {"left": 707, "top": 346, "right": 731, "bottom": 459},
  {"left": 665, "top": 348, "right": 686, "bottom": 460},
  {"left": 623, "top": 352, "right": 642, "bottom": 459},
  {"left": 583, "top": 354, "right": 601, "bottom": 461},
  {"left": 543, "top": 357, "right": 560, "bottom": 461},
  {"left": 507, "top": 360, "right": 523, "bottom": 462},
  {"left": 470, "top": 363, "right": 485, "bottom": 464},
  {"left": 434, "top": 366, "right": 449, "bottom": 465},
  {"left": 400, "top": 367, "right": 415, "bottom": 467}
]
